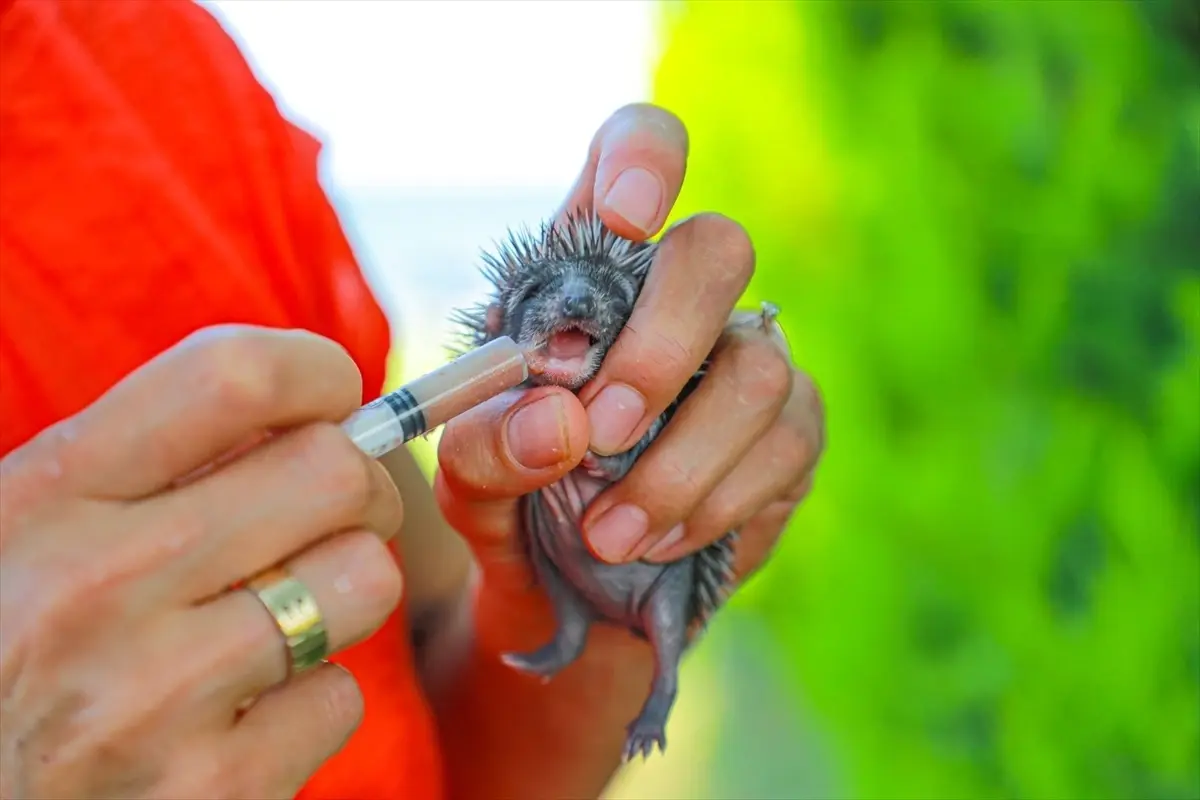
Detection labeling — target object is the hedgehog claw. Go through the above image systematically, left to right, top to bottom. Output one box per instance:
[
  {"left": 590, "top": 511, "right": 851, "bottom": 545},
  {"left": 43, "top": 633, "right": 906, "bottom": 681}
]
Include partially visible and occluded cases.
[
  {"left": 580, "top": 449, "right": 636, "bottom": 482},
  {"left": 580, "top": 450, "right": 603, "bottom": 476},
  {"left": 500, "top": 651, "right": 562, "bottom": 683},
  {"left": 621, "top": 720, "right": 666, "bottom": 763}
]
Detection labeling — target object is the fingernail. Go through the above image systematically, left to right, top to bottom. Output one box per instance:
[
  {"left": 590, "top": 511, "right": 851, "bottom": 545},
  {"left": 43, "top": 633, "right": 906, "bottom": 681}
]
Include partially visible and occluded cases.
[
  {"left": 603, "top": 167, "right": 664, "bottom": 234},
  {"left": 586, "top": 383, "right": 645, "bottom": 455},
  {"left": 507, "top": 395, "right": 570, "bottom": 469},
  {"left": 586, "top": 504, "right": 650, "bottom": 562},
  {"left": 642, "top": 523, "right": 686, "bottom": 562}
]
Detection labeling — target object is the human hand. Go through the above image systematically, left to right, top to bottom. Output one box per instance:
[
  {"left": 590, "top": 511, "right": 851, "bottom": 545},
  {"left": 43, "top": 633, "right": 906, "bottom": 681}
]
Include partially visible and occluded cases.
[
  {"left": 433, "top": 102, "right": 825, "bottom": 649},
  {"left": 0, "top": 327, "right": 405, "bottom": 799}
]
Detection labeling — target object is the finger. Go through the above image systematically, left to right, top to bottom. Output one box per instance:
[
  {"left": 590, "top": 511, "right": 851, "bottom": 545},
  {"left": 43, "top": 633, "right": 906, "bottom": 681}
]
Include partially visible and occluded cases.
[
  {"left": 554, "top": 102, "right": 689, "bottom": 240},
  {"left": 577, "top": 213, "right": 756, "bottom": 456},
  {"left": 44, "top": 325, "right": 365, "bottom": 500},
  {"left": 581, "top": 326, "right": 792, "bottom": 562},
  {"left": 640, "top": 374, "right": 822, "bottom": 563},
  {"left": 435, "top": 385, "right": 588, "bottom": 507},
  {"left": 431, "top": 386, "right": 587, "bottom": 603},
  {"left": 140, "top": 420, "right": 403, "bottom": 602},
  {"left": 729, "top": 498, "right": 801, "bottom": 584},
  {"left": 677, "top": 500, "right": 799, "bottom": 647},
  {"left": 185, "top": 529, "right": 402, "bottom": 711},
  {"left": 222, "top": 663, "right": 364, "bottom": 799}
]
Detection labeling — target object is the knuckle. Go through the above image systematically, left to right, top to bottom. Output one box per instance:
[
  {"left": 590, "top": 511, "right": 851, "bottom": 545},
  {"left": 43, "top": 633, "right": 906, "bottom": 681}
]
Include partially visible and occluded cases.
[
  {"left": 684, "top": 212, "right": 756, "bottom": 288},
  {"left": 614, "top": 321, "right": 694, "bottom": 391},
  {"left": 639, "top": 327, "right": 694, "bottom": 381},
  {"left": 193, "top": 335, "right": 280, "bottom": 417},
  {"left": 732, "top": 337, "right": 795, "bottom": 406},
  {"left": 790, "top": 366, "right": 821, "bottom": 408},
  {"left": 787, "top": 369, "right": 827, "bottom": 456},
  {"left": 801, "top": 371, "right": 827, "bottom": 427},
  {"left": 433, "top": 392, "right": 530, "bottom": 502},
  {"left": 772, "top": 419, "right": 815, "bottom": 478},
  {"left": 3, "top": 421, "right": 82, "bottom": 508},
  {"left": 295, "top": 423, "right": 374, "bottom": 511},
  {"left": 436, "top": 425, "right": 495, "bottom": 499},
  {"left": 433, "top": 441, "right": 470, "bottom": 498},
  {"left": 640, "top": 457, "right": 704, "bottom": 517},
  {"left": 366, "top": 460, "right": 405, "bottom": 537},
  {"left": 431, "top": 471, "right": 505, "bottom": 545},
  {"left": 785, "top": 472, "right": 815, "bottom": 504},
  {"left": 706, "top": 492, "right": 745, "bottom": 531},
  {"left": 146, "top": 500, "right": 212, "bottom": 569},
  {"left": 734, "top": 511, "right": 789, "bottom": 579},
  {"left": 341, "top": 531, "right": 405, "bottom": 622},
  {"left": 14, "top": 536, "right": 148, "bottom": 645},
  {"left": 23, "top": 566, "right": 95, "bottom": 639},
  {"left": 199, "top": 592, "right": 280, "bottom": 685},
  {"left": 221, "top": 598, "right": 282, "bottom": 675},
  {"left": 321, "top": 665, "right": 366, "bottom": 732},
  {"left": 176, "top": 728, "right": 266, "bottom": 800},
  {"left": 84, "top": 737, "right": 162, "bottom": 795},
  {"left": 219, "top": 759, "right": 272, "bottom": 800},
  {"left": 207, "top": 781, "right": 251, "bottom": 800}
]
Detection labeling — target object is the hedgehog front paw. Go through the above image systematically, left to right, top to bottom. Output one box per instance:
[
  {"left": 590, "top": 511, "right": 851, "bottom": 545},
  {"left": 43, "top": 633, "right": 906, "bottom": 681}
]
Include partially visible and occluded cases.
[{"left": 581, "top": 449, "right": 634, "bottom": 482}]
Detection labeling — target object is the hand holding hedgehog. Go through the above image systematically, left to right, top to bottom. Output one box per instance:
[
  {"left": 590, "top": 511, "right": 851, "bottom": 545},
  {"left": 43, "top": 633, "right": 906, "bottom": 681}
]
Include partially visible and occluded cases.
[{"left": 433, "top": 103, "right": 825, "bottom": 766}]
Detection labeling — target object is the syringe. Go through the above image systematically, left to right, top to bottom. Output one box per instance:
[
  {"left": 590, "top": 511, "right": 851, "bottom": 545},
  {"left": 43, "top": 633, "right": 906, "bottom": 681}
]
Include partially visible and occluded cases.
[{"left": 341, "top": 336, "right": 531, "bottom": 459}]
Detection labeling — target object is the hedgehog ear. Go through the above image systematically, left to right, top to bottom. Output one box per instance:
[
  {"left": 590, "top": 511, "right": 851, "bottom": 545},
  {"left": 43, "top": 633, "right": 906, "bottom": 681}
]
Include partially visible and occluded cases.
[{"left": 484, "top": 303, "right": 504, "bottom": 337}]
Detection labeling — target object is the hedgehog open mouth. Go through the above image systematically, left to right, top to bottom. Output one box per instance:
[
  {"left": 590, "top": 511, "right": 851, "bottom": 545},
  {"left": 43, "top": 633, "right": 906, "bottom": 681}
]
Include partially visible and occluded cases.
[{"left": 526, "top": 323, "right": 600, "bottom": 386}]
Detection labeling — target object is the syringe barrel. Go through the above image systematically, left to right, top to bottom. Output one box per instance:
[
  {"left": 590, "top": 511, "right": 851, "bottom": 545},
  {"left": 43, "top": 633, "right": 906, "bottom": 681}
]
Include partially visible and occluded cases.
[{"left": 341, "top": 336, "right": 529, "bottom": 459}]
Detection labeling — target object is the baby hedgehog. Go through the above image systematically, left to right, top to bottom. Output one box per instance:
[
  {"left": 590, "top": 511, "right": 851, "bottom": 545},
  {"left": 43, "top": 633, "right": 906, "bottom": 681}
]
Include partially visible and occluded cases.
[{"left": 450, "top": 210, "right": 756, "bottom": 762}]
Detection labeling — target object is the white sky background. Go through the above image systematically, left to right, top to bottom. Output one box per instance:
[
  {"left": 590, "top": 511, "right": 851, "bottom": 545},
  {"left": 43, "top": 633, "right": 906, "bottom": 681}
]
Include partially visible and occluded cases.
[
  {"left": 200, "top": 0, "right": 662, "bottom": 377},
  {"left": 202, "top": 0, "right": 659, "bottom": 192}
]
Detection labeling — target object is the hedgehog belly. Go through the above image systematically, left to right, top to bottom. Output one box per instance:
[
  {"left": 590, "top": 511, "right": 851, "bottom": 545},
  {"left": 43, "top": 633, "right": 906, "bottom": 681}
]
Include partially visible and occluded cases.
[{"left": 531, "top": 468, "right": 671, "bottom": 629}]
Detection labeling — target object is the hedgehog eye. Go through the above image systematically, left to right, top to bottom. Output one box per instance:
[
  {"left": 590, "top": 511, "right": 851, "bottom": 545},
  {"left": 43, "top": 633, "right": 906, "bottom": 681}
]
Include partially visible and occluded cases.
[
  {"left": 611, "top": 277, "right": 638, "bottom": 309},
  {"left": 519, "top": 280, "right": 546, "bottom": 303},
  {"left": 610, "top": 299, "right": 632, "bottom": 320}
]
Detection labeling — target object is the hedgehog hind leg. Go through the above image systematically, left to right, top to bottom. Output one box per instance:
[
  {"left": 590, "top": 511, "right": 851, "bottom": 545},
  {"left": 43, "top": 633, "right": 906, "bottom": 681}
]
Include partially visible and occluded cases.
[
  {"left": 502, "top": 491, "right": 594, "bottom": 682},
  {"left": 515, "top": 492, "right": 544, "bottom": 591},
  {"left": 500, "top": 560, "right": 592, "bottom": 682},
  {"left": 622, "top": 562, "right": 691, "bottom": 762},
  {"left": 500, "top": 584, "right": 591, "bottom": 683}
]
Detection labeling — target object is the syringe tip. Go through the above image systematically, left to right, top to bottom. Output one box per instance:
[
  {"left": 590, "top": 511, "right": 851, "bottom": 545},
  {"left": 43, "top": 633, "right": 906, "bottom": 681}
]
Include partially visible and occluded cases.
[{"left": 521, "top": 346, "right": 548, "bottom": 376}]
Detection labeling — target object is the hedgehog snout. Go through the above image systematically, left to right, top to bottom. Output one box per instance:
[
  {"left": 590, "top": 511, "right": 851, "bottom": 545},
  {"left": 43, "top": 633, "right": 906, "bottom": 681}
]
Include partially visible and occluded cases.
[{"left": 561, "top": 289, "right": 596, "bottom": 320}]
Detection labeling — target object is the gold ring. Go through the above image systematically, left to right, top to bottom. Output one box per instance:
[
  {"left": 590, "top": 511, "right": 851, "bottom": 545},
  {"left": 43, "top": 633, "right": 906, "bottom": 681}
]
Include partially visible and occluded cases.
[{"left": 245, "top": 566, "right": 329, "bottom": 675}]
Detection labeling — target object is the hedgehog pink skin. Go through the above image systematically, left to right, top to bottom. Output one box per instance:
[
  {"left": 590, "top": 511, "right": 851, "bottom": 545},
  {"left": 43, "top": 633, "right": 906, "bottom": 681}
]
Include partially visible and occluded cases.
[{"left": 450, "top": 211, "right": 743, "bottom": 762}]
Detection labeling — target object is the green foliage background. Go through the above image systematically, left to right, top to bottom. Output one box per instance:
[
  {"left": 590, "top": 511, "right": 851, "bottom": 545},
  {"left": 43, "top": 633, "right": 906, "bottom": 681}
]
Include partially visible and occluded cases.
[{"left": 640, "top": 1, "right": 1200, "bottom": 798}]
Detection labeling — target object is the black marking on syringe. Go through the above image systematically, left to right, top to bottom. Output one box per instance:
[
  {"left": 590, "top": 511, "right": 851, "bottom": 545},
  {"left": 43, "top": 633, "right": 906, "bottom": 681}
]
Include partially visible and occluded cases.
[{"left": 382, "top": 388, "right": 427, "bottom": 443}]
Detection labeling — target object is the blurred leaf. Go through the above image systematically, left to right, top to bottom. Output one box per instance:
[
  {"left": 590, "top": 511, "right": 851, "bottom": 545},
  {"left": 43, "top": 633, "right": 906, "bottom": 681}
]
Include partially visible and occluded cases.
[{"left": 651, "top": 0, "right": 1200, "bottom": 797}]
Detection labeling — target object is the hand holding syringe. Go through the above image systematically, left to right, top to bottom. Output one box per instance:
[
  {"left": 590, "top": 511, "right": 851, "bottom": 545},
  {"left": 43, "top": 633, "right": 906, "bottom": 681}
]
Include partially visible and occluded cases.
[{"left": 341, "top": 336, "right": 533, "bottom": 459}]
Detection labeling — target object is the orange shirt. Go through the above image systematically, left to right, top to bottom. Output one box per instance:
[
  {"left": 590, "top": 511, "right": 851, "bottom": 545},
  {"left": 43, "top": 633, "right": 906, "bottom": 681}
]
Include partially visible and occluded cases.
[{"left": 0, "top": 0, "right": 444, "bottom": 797}]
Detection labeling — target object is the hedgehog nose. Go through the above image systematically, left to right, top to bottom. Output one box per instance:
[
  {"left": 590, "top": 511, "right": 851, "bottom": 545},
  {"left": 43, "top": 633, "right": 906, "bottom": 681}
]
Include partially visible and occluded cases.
[{"left": 561, "top": 291, "right": 596, "bottom": 319}]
